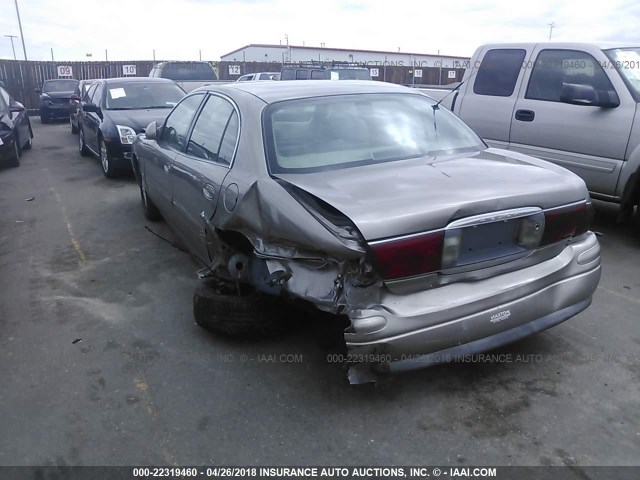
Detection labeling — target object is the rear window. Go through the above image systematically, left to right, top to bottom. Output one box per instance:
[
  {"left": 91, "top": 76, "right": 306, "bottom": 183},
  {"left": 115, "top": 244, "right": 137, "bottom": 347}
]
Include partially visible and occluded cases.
[
  {"left": 473, "top": 49, "right": 526, "bottom": 97},
  {"left": 159, "top": 63, "right": 217, "bottom": 81},
  {"left": 329, "top": 69, "right": 372, "bottom": 80},
  {"left": 43, "top": 79, "right": 79, "bottom": 93},
  {"left": 264, "top": 93, "right": 485, "bottom": 174}
]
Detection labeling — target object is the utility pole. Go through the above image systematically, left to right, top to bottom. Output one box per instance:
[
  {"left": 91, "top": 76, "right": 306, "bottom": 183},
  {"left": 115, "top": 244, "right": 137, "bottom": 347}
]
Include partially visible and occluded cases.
[
  {"left": 14, "top": 0, "right": 27, "bottom": 60},
  {"left": 548, "top": 22, "right": 555, "bottom": 41},
  {"left": 4, "top": 35, "right": 17, "bottom": 60},
  {"left": 50, "top": 47, "right": 54, "bottom": 61},
  {"left": 105, "top": 49, "right": 108, "bottom": 61},
  {"left": 153, "top": 49, "right": 156, "bottom": 61},
  {"left": 199, "top": 49, "right": 202, "bottom": 61}
]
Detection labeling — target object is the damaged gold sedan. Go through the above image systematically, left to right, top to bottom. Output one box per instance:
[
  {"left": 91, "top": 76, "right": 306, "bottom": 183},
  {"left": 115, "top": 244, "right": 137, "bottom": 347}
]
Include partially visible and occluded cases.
[{"left": 131, "top": 81, "right": 601, "bottom": 384}]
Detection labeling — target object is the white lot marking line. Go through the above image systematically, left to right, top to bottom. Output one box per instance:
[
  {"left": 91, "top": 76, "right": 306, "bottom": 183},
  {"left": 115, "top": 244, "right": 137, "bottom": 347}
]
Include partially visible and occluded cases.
[{"left": 51, "top": 188, "right": 87, "bottom": 265}]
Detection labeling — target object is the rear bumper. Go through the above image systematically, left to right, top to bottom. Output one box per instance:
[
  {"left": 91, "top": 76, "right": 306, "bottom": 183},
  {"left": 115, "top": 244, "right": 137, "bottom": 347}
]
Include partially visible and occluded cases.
[
  {"left": 40, "top": 104, "right": 72, "bottom": 119},
  {"left": 345, "top": 232, "right": 601, "bottom": 382}
]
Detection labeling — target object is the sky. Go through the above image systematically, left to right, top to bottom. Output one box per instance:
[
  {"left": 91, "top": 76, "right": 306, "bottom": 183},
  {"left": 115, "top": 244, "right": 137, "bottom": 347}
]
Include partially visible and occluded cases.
[{"left": 1, "top": 0, "right": 639, "bottom": 62}]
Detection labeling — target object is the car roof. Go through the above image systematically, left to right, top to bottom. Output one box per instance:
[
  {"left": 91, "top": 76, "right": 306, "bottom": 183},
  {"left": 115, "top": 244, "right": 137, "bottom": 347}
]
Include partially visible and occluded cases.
[
  {"left": 102, "top": 77, "right": 178, "bottom": 84},
  {"left": 206, "top": 80, "right": 411, "bottom": 104}
]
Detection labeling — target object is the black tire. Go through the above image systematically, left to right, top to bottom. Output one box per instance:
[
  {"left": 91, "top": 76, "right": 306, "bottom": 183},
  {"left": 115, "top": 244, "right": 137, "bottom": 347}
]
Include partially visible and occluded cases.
[
  {"left": 40, "top": 112, "right": 49, "bottom": 124},
  {"left": 71, "top": 116, "right": 79, "bottom": 134},
  {"left": 22, "top": 123, "right": 33, "bottom": 150},
  {"left": 78, "top": 126, "right": 89, "bottom": 157},
  {"left": 7, "top": 135, "right": 20, "bottom": 168},
  {"left": 99, "top": 136, "right": 117, "bottom": 178},
  {"left": 140, "top": 180, "right": 162, "bottom": 221},
  {"left": 193, "top": 284, "right": 294, "bottom": 337}
]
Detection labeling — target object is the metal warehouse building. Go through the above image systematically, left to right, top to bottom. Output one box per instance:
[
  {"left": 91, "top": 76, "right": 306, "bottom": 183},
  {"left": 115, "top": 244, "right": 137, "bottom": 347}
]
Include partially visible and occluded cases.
[{"left": 220, "top": 44, "right": 470, "bottom": 69}]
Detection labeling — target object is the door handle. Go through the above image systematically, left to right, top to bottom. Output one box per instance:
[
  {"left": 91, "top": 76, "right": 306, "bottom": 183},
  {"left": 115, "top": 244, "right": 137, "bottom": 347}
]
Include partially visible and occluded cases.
[
  {"left": 515, "top": 109, "right": 535, "bottom": 122},
  {"left": 163, "top": 163, "right": 172, "bottom": 173},
  {"left": 202, "top": 184, "right": 216, "bottom": 200}
]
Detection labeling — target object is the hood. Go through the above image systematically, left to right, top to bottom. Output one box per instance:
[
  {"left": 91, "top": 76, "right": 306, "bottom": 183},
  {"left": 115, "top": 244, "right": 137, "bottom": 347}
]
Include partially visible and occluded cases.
[
  {"left": 42, "top": 91, "right": 74, "bottom": 99},
  {"left": 105, "top": 108, "right": 173, "bottom": 133},
  {"left": 275, "top": 148, "right": 590, "bottom": 240}
]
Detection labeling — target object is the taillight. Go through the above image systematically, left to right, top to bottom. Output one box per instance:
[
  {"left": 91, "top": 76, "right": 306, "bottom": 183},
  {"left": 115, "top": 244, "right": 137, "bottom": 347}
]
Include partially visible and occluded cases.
[
  {"left": 540, "top": 202, "right": 593, "bottom": 246},
  {"left": 369, "top": 230, "right": 445, "bottom": 280}
]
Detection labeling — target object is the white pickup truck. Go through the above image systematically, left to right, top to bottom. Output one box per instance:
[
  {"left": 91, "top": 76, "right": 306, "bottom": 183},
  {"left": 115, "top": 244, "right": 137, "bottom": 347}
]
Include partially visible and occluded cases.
[{"left": 420, "top": 42, "right": 640, "bottom": 221}]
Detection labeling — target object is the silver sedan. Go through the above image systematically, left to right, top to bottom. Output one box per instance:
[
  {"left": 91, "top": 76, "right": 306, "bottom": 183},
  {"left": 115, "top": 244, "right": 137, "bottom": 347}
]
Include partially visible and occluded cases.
[{"left": 131, "top": 80, "right": 601, "bottom": 384}]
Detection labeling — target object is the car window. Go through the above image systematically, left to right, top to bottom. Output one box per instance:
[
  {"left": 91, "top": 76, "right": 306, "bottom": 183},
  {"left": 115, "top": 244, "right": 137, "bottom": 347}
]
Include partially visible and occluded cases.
[
  {"left": 473, "top": 49, "right": 526, "bottom": 97},
  {"left": 526, "top": 49, "right": 616, "bottom": 102},
  {"left": 280, "top": 69, "right": 295, "bottom": 80},
  {"left": 296, "top": 70, "right": 309, "bottom": 80},
  {"left": 310, "top": 70, "right": 326, "bottom": 79},
  {"left": 43, "top": 79, "right": 79, "bottom": 93},
  {"left": 104, "top": 82, "right": 184, "bottom": 110},
  {"left": 84, "top": 83, "right": 97, "bottom": 102},
  {"left": 91, "top": 83, "right": 104, "bottom": 105},
  {"left": 0, "top": 87, "right": 9, "bottom": 110},
  {"left": 264, "top": 93, "right": 485, "bottom": 174},
  {"left": 162, "top": 94, "right": 204, "bottom": 151},
  {"left": 186, "top": 95, "right": 235, "bottom": 164},
  {"left": 218, "top": 111, "right": 239, "bottom": 166}
]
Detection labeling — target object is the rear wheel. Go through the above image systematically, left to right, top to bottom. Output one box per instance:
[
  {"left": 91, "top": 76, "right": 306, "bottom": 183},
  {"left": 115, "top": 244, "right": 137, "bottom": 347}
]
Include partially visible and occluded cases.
[
  {"left": 40, "top": 111, "right": 49, "bottom": 124},
  {"left": 70, "top": 116, "right": 78, "bottom": 134}
]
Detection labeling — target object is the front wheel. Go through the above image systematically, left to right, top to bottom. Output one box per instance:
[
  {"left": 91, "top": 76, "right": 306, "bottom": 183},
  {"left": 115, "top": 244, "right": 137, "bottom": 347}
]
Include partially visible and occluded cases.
[
  {"left": 40, "top": 111, "right": 49, "bottom": 124},
  {"left": 70, "top": 116, "right": 78, "bottom": 134},
  {"left": 23, "top": 123, "right": 33, "bottom": 150},
  {"left": 78, "top": 127, "right": 89, "bottom": 157},
  {"left": 7, "top": 134, "right": 20, "bottom": 168},
  {"left": 99, "top": 137, "right": 117, "bottom": 178},
  {"left": 140, "top": 180, "right": 162, "bottom": 221}
]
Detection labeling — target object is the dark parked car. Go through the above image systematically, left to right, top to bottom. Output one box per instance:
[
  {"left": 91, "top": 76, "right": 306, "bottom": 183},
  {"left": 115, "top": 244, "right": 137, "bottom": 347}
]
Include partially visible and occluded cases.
[
  {"left": 149, "top": 61, "right": 218, "bottom": 92},
  {"left": 280, "top": 64, "right": 371, "bottom": 81},
  {"left": 77, "top": 77, "right": 185, "bottom": 177},
  {"left": 37, "top": 79, "right": 79, "bottom": 123},
  {"left": 70, "top": 80, "right": 96, "bottom": 134},
  {"left": 131, "top": 81, "right": 600, "bottom": 384},
  {"left": 0, "top": 84, "right": 33, "bottom": 168}
]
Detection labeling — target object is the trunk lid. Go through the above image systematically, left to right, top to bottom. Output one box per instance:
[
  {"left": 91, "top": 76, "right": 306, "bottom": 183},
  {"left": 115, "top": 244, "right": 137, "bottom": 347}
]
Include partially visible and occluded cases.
[{"left": 275, "top": 148, "right": 589, "bottom": 241}]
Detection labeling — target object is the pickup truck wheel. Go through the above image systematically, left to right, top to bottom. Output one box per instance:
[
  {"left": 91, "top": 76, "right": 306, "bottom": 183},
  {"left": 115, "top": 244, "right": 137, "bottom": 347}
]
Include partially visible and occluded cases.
[{"left": 193, "top": 283, "right": 295, "bottom": 337}]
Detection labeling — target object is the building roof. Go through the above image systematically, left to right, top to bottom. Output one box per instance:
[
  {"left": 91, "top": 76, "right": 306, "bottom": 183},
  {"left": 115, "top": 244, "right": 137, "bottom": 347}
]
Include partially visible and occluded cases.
[{"left": 221, "top": 44, "right": 470, "bottom": 60}]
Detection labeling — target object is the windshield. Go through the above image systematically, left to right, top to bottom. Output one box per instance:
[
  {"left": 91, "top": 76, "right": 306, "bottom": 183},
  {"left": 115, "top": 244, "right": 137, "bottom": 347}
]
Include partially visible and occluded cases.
[
  {"left": 605, "top": 48, "right": 640, "bottom": 100},
  {"left": 329, "top": 69, "right": 372, "bottom": 80},
  {"left": 43, "top": 80, "right": 78, "bottom": 93},
  {"left": 105, "top": 82, "right": 185, "bottom": 110},
  {"left": 264, "top": 93, "right": 485, "bottom": 173}
]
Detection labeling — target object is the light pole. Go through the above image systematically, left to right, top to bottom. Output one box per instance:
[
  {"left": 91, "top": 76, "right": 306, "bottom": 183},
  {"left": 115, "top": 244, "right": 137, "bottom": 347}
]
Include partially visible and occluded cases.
[
  {"left": 14, "top": 0, "right": 27, "bottom": 60},
  {"left": 548, "top": 22, "right": 555, "bottom": 41},
  {"left": 4, "top": 35, "right": 17, "bottom": 60}
]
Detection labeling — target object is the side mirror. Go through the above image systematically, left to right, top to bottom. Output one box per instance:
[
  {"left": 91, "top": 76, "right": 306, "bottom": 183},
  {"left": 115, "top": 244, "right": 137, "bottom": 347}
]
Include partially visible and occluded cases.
[
  {"left": 560, "top": 83, "right": 619, "bottom": 108},
  {"left": 34, "top": 87, "right": 42, "bottom": 94},
  {"left": 70, "top": 94, "right": 80, "bottom": 101},
  {"left": 10, "top": 101, "right": 25, "bottom": 113},
  {"left": 82, "top": 103, "right": 99, "bottom": 113},
  {"left": 145, "top": 121, "right": 158, "bottom": 140}
]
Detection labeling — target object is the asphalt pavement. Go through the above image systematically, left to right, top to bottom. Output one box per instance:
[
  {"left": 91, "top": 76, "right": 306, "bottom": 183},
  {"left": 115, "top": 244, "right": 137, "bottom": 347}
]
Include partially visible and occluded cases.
[{"left": 0, "top": 120, "right": 639, "bottom": 467}]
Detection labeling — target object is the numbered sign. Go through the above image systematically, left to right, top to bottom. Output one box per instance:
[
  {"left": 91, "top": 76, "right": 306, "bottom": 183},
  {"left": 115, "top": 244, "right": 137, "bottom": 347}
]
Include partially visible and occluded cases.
[
  {"left": 57, "top": 65, "right": 73, "bottom": 77},
  {"left": 123, "top": 65, "right": 137, "bottom": 76},
  {"left": 228, "top": 65, "right": 241, "bottom": 75},
  {"left": 369, "top": 68, "right": 379, "bottom": 77},
  {"left": 413, "top": 69, "right": 422, "bottom": 78},
  {"left": 448, "top": 70, "right": 456, "bottom": 79}
]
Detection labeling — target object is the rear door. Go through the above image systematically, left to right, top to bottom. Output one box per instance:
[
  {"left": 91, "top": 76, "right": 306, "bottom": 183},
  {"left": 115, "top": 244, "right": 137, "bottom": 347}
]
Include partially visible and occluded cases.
[
  {"left": 508, "top": 46, "right": 636, "bottom": 197},
  {"left": 457, "top": 47, "right": 533, "bottom": 148},
  {"left": 146, "top": 93, "right": 205, "bottom": 217},
  {"left": 169, "top": 93, "right": 239, "bottom": 263}
]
